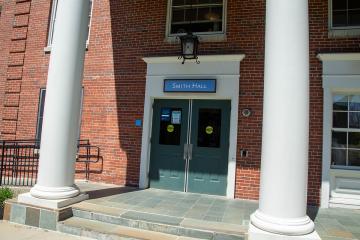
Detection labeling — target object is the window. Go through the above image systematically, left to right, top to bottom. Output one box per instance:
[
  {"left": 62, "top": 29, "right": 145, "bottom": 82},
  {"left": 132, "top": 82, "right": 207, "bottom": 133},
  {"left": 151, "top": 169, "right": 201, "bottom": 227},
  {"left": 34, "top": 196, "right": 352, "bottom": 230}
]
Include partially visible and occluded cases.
[
  {"left": 47, "top": 0, "right": 93, "bottom": 47},
  {"left": 168, "top": 0, "right": 225, "bottom": 35},
  {"left": 331, "top": 0, "right": 360, "bottom": 28},
  {"left": 36, "top": 88, "right": 84, "bottom": 142},
  {"left": 331, "top": 95, "right": 360, "bottom": 168}
]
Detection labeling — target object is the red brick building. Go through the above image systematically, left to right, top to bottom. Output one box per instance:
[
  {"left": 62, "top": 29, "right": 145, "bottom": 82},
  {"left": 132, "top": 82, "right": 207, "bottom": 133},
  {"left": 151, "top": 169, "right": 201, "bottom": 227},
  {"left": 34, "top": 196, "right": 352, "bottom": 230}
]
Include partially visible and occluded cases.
[{"left": 0, "top": 0, "right": 359, "bottom": 225}]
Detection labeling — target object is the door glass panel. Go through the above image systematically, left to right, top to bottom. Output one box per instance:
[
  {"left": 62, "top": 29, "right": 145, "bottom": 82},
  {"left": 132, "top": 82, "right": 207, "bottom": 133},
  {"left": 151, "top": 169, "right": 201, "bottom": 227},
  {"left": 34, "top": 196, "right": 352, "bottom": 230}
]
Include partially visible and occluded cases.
[
  {"left": 159, "top": 108, "right": 182, "bottom": 145},
  {"left": 197, "top": 108, "right": 221, "bottom": 148}
]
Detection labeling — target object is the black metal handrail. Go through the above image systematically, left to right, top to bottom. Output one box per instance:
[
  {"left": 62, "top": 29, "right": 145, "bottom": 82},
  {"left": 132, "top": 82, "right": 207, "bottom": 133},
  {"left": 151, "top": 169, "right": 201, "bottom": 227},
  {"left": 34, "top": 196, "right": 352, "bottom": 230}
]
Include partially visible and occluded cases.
[{"left": 0, "top": 139, "right": 103, "bottom": 186}]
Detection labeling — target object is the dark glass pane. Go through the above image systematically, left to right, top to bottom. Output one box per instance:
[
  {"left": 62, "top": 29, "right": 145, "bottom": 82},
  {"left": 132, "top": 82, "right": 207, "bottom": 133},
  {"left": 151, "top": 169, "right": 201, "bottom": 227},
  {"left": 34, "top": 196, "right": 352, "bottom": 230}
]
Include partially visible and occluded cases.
[
  {"left": 173, "top": 0, "right": 185, "bottom": 6},
  {"left": 185, "top": 0, "right": 197, "bottom": 5},
  {"left": 198, "top": 0, "right": 222, "bottom": 4},
  {"left": 332, "top": 0, "right": 347, "bottom": 10},
  {"left": 349, "top": 0, "right": 360, "bottom": 9},
  {"left": 197, "top": 7, "right": 222, "bottom": 21},
  {"left": 198, "top": 7, "right": 210, "bottom": 21},
  {"left": 212, "top": 7, "right": 223, "bottom": 20},
  {"left": 185, "top": 8, "right": 197, "bottom": 22},
  {"left": 173, "top": 9, "right": 185, "bottom": 22},
  {"left": 333, "top": 10, "right": 348, "bottom": 27},
  {"left": 349, "top": 10, "right": 360, "bottom": 26},
  {"left": 171, "top": 21, "right": 222, "bottom": 33},
  {"left": 36, "top": 90, "right": 46, "bottom": 141},
  {"left": 39, "top": 90, "right": 46, "bottom": 117},
  {"left": 333, "top": 95, "right": 348, "bottom": 111},
  {"left": 349, "top": 96, "right": 360, "bottom": 111},
  {"left": 159, "top": 108, "right": 182, "bottom": 145},
  {"left": 197, "top": 108, "right": 221, "bottom": 148},
  {"left": 333, "top": 112, "right": 348, "bottom": 128},
  {"left": 349, "top": 112, "right": 360, "bottom": 128},
  {"left": 332, "top": 131, "right": 347, "bottom": 148},
  {"left": 349, "top": 132, "right": 360, "bottom": 148},
  {"left": 331, "top": 149, "right": 347, "bottom": 166},
  {"left": 349, "top": 150, "right": 360, "bottom": 166}
]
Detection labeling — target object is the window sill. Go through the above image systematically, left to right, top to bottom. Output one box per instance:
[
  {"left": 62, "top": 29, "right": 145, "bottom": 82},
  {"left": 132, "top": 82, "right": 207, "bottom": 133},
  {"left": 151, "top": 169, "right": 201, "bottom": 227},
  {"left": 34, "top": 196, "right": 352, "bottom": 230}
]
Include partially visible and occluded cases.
[
  {"left": 328, "top": 28, "right": 360, "bottom": 38},
  {"left": 165, "top": 33, "right": 226, "bottom": 44},
  {"left": 331, "top": 165, "right": 360, "bottom": 171}
]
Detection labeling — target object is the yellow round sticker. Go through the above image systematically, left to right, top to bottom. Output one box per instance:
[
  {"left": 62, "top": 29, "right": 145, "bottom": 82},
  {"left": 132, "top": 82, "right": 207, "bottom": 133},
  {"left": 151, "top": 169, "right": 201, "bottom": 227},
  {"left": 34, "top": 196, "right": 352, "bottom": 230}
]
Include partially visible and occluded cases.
[
  {"left": 167, "top": 124, "right": 175, "bottom": 133},
  {"left": 205, "top": 126, "right": 213, "bottom": 135}
]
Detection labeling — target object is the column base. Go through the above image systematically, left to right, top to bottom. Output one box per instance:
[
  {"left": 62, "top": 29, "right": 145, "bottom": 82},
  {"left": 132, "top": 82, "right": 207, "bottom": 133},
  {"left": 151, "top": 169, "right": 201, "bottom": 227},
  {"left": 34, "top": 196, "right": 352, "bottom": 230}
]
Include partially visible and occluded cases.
[
  {"left": 30, "top": 184, "right": 80, "bottom": 200},
  {"left": 17, "top": 192, "right": 88, "bottom": 209},
  {"left": 251, "top": 210, "right": 315, "bottom": 235},
  {"left": 248, "top": 224, "right": 321, "bottom": 240}
]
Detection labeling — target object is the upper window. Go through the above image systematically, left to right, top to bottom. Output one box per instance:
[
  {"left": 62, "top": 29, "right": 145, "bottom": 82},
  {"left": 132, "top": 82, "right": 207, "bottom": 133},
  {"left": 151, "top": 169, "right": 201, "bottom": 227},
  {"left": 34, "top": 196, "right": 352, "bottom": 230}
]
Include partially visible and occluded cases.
[
  {"left": 47, "top": 0, "right": 93, "bottom": 47},
  {"left": 169, "top": 0, "right": 225, "bottom": 35},
  {"left": 331, "top": 0, "right": 360, "bottom": 28},
  {"left": 331, "top": 95, "right": 360, "bottom": 168}
]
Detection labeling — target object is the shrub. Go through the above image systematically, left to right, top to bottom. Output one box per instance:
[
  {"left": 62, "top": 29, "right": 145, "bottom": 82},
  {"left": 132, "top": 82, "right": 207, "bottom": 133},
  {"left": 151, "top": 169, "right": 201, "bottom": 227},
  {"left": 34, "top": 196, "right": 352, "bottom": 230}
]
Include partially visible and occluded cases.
[{"left": 0, "top": 187, "right": 13, "bottom": 208}]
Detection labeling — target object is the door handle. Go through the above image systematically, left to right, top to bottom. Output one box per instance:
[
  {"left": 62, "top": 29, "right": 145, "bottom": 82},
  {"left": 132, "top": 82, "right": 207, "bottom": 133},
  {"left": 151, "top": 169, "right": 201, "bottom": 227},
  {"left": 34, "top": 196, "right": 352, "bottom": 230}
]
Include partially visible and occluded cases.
[
  {"left": 183, "top": 144, "right": 188, "bottom": 160},
  {"left": 188, "top": 144, "right": 193, "bottom": 161}
]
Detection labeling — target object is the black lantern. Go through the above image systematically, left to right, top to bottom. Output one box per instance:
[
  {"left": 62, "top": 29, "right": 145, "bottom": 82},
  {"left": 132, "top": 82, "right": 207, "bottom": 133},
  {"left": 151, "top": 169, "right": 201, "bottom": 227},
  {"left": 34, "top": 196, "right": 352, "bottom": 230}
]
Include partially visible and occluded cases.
[{"left": 179, "top": 32, "right": 200, "bottom": 64}]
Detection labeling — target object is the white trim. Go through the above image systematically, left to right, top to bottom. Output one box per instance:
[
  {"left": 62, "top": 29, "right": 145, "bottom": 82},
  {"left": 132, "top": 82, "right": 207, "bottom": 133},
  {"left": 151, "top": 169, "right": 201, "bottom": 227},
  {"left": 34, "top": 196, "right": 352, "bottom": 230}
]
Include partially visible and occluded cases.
[
  {"left": 47, "top": 0, "right": 58, "bottom": 47},
  {"left": 318, "top": 53, "right": 360, "bottom": 61},
  {"left": 319, "top": 53, "right": 360, "bottom": 208},
  {"left": 143, "top": 54, "right": 245, "bottom": 64},
  {"left": 139, "top": 55, "right": 244, "bottom": 198}
]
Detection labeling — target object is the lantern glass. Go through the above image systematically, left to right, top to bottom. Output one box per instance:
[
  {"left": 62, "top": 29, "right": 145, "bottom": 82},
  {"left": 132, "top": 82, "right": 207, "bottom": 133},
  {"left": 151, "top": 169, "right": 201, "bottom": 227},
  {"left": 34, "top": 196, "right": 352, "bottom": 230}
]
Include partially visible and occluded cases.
[
  {"left": 179, "top": 32, "right": 199, "bottom": 64},
  {"left": 183, "top": 39, "right": 194, "bottom": 56}
]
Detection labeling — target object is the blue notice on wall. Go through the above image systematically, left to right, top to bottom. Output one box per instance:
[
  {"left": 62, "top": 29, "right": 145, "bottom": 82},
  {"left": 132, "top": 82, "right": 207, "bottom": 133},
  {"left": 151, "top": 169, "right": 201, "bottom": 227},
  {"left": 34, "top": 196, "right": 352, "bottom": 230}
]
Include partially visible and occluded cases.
[{"left": 164, "top": 79, "right": 216, "bottom": 93}]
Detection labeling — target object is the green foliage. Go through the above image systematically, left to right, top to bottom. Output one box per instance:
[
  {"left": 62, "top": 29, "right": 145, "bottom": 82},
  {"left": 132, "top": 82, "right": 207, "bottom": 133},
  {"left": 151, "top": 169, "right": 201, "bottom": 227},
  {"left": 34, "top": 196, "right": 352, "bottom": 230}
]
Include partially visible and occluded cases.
[{"left": 0, "top": 187, "right": 13, "bottom": 208}]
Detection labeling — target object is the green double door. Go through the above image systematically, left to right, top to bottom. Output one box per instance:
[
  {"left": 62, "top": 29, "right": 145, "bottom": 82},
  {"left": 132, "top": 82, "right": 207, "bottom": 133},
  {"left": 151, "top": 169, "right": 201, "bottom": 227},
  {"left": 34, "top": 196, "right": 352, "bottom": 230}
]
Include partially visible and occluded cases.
[{"left": 149, "top": 99, "right": 230, "bottom": 196}]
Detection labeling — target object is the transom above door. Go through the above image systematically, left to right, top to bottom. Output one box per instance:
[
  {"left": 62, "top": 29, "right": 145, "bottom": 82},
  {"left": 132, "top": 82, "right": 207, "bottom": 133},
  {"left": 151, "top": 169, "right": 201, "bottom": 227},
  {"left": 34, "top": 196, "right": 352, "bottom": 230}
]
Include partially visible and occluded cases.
[{"left": 149, "top": 99, "right": 230, "bottom": 196}]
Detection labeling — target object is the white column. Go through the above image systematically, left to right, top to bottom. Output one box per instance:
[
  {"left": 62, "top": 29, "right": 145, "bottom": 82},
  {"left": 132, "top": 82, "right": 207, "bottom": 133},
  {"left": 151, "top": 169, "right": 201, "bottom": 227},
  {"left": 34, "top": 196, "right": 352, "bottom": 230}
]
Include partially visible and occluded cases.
[
  {"left": 20, "top": 0, "right": 90, "bottom": 205},
  {"left": 249, "top": 0, "right": 319, "bottom": 239}
]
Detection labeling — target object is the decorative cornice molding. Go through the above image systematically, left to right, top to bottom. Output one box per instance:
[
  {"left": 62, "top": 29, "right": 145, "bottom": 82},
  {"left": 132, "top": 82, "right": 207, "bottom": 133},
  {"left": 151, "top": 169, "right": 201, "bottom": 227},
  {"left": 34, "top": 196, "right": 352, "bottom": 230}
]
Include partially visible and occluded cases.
[{"left": 317, "top": 53, "right": 360, "bottom": 61}]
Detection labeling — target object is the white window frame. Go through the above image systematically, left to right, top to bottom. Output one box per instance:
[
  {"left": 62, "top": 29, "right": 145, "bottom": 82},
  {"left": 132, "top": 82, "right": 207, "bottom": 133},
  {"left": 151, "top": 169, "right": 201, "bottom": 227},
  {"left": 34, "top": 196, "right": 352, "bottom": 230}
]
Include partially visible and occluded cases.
[
  {"left": 45, "top": 0, "right": 94, "bottom": 51},
  {"left": 165, "top": 0, "right": 227, "bottom": 42},
  {"left": 328, "top": 0, "right": 360, "bottom": 38},
  {"left": 331, "top": 94, "right": 360, "bottom": 170}
]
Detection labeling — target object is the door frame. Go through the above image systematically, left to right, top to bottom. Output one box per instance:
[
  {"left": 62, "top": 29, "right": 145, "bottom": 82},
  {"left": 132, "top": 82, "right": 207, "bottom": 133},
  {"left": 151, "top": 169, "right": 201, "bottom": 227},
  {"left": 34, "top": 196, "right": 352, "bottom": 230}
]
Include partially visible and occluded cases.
[{"left": 140, "top": 55, "right": 245, "bottom": 198}]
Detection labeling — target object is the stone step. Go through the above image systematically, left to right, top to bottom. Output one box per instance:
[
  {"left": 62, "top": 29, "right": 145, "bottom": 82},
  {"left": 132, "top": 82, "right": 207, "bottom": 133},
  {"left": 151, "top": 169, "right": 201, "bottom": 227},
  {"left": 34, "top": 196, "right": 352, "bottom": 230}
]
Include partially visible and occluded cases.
[
  {"left": 70, "top": 202, "right": 246, "bottom": 240},
  {"left": 58, "top": 217, "right": 198, "bottom": 240}
]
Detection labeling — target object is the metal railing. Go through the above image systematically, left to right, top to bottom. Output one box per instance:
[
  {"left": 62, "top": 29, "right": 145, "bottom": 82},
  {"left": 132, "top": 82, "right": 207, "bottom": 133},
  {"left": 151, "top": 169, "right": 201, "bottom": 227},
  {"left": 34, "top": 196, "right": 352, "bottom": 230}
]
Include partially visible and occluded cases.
[{"left": 0, "top": 139, "right": 103, "bottom": 186}]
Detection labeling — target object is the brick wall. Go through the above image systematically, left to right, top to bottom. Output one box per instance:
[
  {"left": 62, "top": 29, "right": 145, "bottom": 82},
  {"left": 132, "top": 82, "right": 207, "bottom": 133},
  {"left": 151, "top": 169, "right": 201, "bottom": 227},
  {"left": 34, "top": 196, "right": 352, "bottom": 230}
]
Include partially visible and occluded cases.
[
  {"left": 0, "top": 0, "right": 359, "bottom": 205},
  {"left": 0, "top": 0, "right": 16, "bottom": 135}
]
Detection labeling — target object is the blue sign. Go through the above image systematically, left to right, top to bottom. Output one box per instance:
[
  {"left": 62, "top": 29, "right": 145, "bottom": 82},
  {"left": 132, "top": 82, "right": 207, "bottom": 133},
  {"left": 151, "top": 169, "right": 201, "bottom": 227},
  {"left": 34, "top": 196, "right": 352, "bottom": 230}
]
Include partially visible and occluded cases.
[
  {"left": 164, "top": 79, "right": 216, "bottom": 93},
  {"left": 135, "top": 119, "right": 142, "bottom": 127}
]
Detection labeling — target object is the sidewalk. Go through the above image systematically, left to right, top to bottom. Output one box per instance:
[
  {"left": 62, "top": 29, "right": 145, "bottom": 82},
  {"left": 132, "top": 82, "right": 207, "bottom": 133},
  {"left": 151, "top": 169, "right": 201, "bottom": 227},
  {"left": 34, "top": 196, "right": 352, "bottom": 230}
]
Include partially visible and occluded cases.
[{"left": 0, "top": 221, "right": 91, "bottom": 240}]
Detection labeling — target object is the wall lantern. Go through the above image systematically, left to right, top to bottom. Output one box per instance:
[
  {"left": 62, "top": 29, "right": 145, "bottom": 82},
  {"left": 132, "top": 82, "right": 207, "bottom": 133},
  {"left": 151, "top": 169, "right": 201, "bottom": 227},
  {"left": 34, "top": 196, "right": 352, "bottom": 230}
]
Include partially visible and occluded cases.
[{"left": 179, "top": 32, "right": 200, "bottom": 64}]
